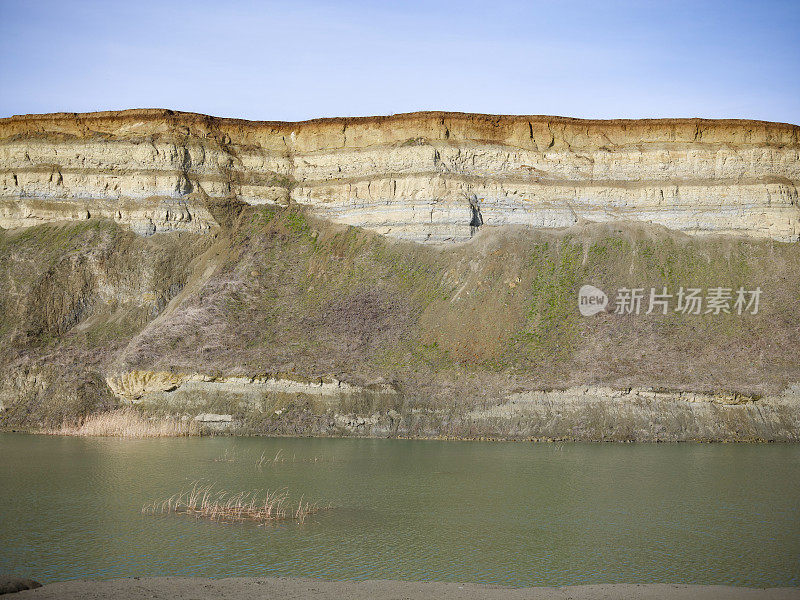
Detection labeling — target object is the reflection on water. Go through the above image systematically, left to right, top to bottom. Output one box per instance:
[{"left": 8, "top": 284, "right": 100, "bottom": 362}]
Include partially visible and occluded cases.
[{"left": 0, "top": 434, "right": 798, "bottom": 586}]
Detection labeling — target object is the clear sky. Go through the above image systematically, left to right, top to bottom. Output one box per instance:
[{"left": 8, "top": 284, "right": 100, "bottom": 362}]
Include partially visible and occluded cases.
[{"left": 1, "top": 0, "right": 798, "bottom": 123}]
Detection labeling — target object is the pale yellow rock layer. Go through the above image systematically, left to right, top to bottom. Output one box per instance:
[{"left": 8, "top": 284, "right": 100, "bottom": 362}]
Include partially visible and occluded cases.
[
  {"left": 1, "top": 109, "right": 798, "bottom": 241},
  {"left": 106, "top": 370, "right": 397, "bottom": 401}
]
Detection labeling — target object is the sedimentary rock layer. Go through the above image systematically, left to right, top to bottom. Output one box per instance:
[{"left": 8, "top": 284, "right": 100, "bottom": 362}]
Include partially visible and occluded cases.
[
  {"left": 1, "top": 109, "right": 798, "bottom": 241},
  {"left": 104, "top": 371, "right": 800, "bottom": 442}
]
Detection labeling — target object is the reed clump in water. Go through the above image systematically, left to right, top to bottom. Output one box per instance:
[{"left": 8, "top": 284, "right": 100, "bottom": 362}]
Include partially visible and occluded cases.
[
  {"left": 45, "top": 408, "right": 198, "bottom": 438},
  {"left": 214, "top": 448, "right": 238, "bottom": 462},
  {"left": 212, "top": 449, "right": 335, "bottom": 467},
  {"left": 256, "top": 449, "right": 336, "bottom": 468},
  {"left": 142, "top": 482, "right": 325, "bottom": 524}
]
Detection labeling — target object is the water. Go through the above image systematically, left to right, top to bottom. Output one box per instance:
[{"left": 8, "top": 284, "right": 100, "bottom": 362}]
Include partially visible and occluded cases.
[{"left": 0, "top": 434, "right": 798, "bottom": 587}]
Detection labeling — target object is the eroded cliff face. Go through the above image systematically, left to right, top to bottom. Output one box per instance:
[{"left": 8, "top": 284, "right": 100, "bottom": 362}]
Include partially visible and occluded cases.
[
  {"left": 1, "top": 109, "right": 798, "bottom": 242},
  {"left": 1, "top": 110, "right": 799, "bottom": 441}
]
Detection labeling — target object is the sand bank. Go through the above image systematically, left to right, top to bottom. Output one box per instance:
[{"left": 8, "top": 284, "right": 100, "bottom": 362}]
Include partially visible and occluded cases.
[{"left": 12, "top": 577, "right": 800, "bottom": 599}]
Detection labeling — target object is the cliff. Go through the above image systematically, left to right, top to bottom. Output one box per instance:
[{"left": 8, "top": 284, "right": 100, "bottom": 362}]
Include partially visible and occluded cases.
[
  {"left": 1, "top": 109, "right": 798, "bottom": 241},
  {"left": 0, "top": 110, "right": 799, "bottom": 441}
]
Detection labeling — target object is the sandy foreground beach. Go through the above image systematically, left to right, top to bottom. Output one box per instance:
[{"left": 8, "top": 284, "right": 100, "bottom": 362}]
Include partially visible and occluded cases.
[{"left": 8, "top": 578, "right": 800, "bottom": 599}]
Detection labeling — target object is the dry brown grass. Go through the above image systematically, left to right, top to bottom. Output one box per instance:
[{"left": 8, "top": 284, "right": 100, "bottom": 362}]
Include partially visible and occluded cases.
[
  {"left": 44, "top": 408, "right": 198, "bottom": 437},
  {"left": 142, "top": 482, "right": 325, "bottom": 525}
]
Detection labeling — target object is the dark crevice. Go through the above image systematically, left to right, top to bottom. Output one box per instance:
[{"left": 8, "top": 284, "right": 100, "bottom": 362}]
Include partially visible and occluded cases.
[{"left": 468, "top": 194, "right": 483, "bottom": 236}]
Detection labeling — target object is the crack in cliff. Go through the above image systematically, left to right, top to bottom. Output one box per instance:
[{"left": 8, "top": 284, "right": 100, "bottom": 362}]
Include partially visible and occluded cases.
[{"left": 468, "top": 194, "right": 483, "bottom": 236}]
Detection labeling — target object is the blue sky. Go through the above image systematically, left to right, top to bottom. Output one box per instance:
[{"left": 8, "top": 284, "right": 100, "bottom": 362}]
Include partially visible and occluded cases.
[{"left": 1, "top": 0, "right": 798, "bottom": 123}]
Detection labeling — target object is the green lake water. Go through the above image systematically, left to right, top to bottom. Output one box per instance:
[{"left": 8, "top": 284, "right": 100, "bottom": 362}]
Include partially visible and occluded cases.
[{"left": 0, "top": 434, "right": 798, "bottom": 587}]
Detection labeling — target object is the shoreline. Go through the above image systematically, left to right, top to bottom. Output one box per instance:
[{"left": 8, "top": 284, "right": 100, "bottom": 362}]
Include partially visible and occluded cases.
[
  {"left": 5, "top": 382, "right": 800, "bottom": 443},
  {"left": 2, "top": 428, "right": 798, "bottom": 443},
  {"left": 12, "top": 577, "right": 800, "bottom": 599}
]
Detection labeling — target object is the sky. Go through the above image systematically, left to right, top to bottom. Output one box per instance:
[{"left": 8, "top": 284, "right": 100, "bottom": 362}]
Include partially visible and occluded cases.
[{"left": 0, "top": 0, "right": 798, "bottom": 123}]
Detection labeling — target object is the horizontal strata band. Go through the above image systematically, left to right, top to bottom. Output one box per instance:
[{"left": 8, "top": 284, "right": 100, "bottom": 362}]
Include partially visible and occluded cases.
[{"left": 0, "top": 110, "right": 798, "bottom": 242}]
